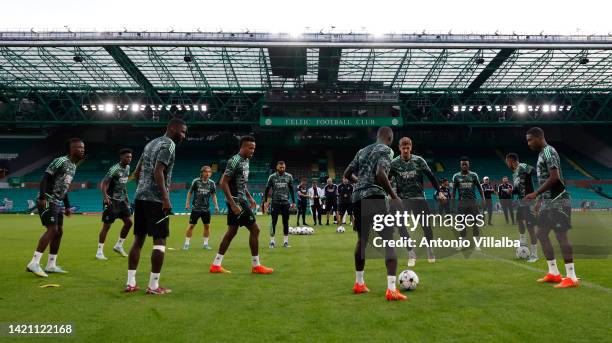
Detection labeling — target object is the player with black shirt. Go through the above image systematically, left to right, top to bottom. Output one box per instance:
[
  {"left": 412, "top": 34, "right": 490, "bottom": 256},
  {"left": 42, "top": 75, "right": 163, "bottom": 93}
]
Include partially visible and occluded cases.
[
  {"left": 126, "top": 118, "right": 186, "bottom": 295},
  {"left": 344, "top": 126, "right": 406, "bottom": 301},
  {"left": 525, "top": 127, "right": 577, "bottom": 288},
  {"left": 209, "top": 136, "right": 273, "bottom": 275},
  {"left": 389, "top": 137, "right": 441, "bottom": 266},
  {"left": 26, "top": 138, "right": 85, "bottom": 277},
  {"left": 96, "top": 148, "right": 133, "bottom": 260},
  {"left": 505, "top": 153, "right": 538, "bottom": 262},
  {"left": 452, "top": 156, "right": 485, "bottom": 249},
  {"left": 262, "top": 161, "right": 295, "bottom": 248},
  {"left": 183, "top": 165, "right": 219, "bottom": 250},
  {"left": 481, "top": 176, "right": 495, "bottom": 225},
  {"left": 498, "top": 176, "right": 515, "bottom": 225},
  {"left": 324, "top": 177, "right": 339, "bottom": 226},
  {"left": 337, "top": 177, "right": 354, "bottom": 225},
  {"left": 296, "top": 178, "right": 309, "bottom": 226},
  {"left": 435, "top": 178, "right": 451, "bottom": 214}
]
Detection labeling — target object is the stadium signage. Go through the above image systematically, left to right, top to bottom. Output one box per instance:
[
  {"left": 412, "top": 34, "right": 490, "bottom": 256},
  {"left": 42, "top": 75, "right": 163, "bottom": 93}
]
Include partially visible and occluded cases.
[{"left": 260, "top": 117, "right": 403, "bottom": 127}]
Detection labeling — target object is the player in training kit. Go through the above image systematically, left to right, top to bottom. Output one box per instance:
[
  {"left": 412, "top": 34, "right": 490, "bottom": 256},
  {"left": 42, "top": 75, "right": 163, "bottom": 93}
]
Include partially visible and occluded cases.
[
  {"left": 126, "top": 118, "right": 187, "bottom": 295},
  {"left": 344, "top": 126, "right": 406, "bottom": 301},
  {"left": 525, "top": 127, "right": 577, "bottom": 288},
  {"left": 209, "top": 136, "right": 273, "bottom": 274},
  {"left": 389, "top": 137, "right": 441, "bottom": 266},
  {"left": 26, "top": 138, "right": 85, "bottom": 277},
  {"left": 96, "top": 148, "right": 133, "bottom": 260},
  {"left": 505, "top": 153, "right": 538, "bottom": 262},
  {"left": 452, "top": 156, "right": 485, "bottom": 250},
  {"left": 263, "top": 161, "right": 296, "bottom": 248},
  {"left": 183, "top": 165, "right": 219, "bottom": 250},
  {"left": 481, "top": 176, "right": 495, "bottom": 225},
  {"left": 498, "top": 176, "right": 515, "bottom": 225},
  {"left": 296, "top": 177, "right": 309, "bottom": 226},
  {"left": 337, "top": 177, "right": 354, "bottom": 225},
  {"left": 324, "top": 178, "right": 339, "bottom": 226},
  {"left": 435, "top": 178, "right": 451, "bottom": 215},
  {"left": 308, "top": 179, "right": 324, "bottom": 226}
]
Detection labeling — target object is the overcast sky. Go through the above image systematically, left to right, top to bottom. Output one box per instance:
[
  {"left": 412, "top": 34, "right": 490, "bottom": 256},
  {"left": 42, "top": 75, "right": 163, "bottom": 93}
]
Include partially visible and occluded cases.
[{"left": 0, "top": 0, "right": 610, "bottom": 35}]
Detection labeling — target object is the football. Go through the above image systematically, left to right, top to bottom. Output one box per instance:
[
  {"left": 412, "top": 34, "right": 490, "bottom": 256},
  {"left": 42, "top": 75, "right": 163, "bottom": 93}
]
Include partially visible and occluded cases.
[
  {"left": 336, "top": 226, "right": 345, "bottom": 233},
  {"left": 515, "top": 246, "right": 530, "bottom": 259},
  {"left": 398, "top": 269, "right": 419, "bottom": 291}
]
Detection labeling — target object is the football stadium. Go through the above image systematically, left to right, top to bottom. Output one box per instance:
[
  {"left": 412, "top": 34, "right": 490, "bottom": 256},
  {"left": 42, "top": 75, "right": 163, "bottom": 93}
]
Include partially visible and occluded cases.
[{"left": 1, "top": 2, "right": 612, "bottom": 342}]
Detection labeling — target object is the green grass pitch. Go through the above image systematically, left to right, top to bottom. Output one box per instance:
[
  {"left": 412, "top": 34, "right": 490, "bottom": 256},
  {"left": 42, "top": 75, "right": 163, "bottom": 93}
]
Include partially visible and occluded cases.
[{"left": 1, "top": 212, "right": 611, "bottom": 342}]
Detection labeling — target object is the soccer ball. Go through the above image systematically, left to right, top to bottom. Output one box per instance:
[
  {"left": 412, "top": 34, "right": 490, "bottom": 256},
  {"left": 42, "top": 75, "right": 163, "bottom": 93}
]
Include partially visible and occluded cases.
[
  {"left": 336, "top": 226, "right": 345, "bottom": 233},
  {"left": 298, "top": 227, "right": 305, "bottom": 235},
  {"left": 304, "top": 227, "right": 312, "bottom": 235},
  {"left": 515, "top": 246, "right": 530, "bottom": 259},
  {"left": 398, "top": 270, "right": 419, "bottom": 291}
]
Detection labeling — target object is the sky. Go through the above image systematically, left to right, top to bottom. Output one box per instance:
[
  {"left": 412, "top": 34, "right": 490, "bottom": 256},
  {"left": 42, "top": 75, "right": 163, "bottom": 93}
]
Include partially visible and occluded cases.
[{"left": 0, "top": 0, "right": 610, "bottom": 35}]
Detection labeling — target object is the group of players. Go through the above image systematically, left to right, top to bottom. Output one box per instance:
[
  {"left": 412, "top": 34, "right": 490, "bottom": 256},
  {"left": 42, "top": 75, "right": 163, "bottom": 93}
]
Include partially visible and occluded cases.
[{"left": 24, "top": 119, "right": 579, "bottom": 300}]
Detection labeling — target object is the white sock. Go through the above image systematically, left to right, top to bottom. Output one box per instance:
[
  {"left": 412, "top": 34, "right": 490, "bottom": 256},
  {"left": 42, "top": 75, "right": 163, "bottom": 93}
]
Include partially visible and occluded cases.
[
  {"left": 519, "top": 233, "right": 526, "bottom": 245},
  {"left": 284, "top": 235, "right": 289, "bottom": 244},
  {"left": 184, "top": 237, "right": 191, "bottom": 245},
  {"left": 203, "top": 237, "right": 209, "bottom": 246},
  {"left": 115, "top": 238, "right": 125, "bottom": 247},
  {"left": 97, "top": 243, "right": 104, "bottom": 254},
  {"left": 530, "top": 244, "right": 538, "bottom": 255},
  {"left": 30, "top": 251, "right": 43, "bottom": 265},
  {"left": 213, "top": 253, "right": 224, "bottom": 266},
  {"left": 47, "top": 254, "right": 57, "bottom": 269},
  {"left": 251, "top": 255, "right": 260, "bottom": 267},
  {"left": 547, "top": 260, "right": 560, "bottom": 275},
  {"left": 565, "top": 263, "right": 577, "bottom": 281},
  {"left": 127, "top": 270, "right": 136, "bottom": 287},
  {"left": 356, "top": 271, "right": 365, "bottom": 284},
  {"left": 149, "top": 272, "right": 160, "bottom": 290},
  {"left": 387, "top": 275, "right": 397, "bottom": 291}
]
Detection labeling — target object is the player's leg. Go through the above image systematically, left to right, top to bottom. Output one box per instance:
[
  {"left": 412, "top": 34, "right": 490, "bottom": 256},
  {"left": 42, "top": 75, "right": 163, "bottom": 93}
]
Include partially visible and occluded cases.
[
  {"left": 353, "top": 199, "right": 369, "bottom": 293},
  {"left": 419, "top": 200, "right": 435, "bottom": 262},
  {"left": 487, "top": 200, "right": 493, "bottom": 225},
  {"left": 325, "top": 201, "right": 331, "bottom": 225},
  {"left": 502, "top": 201, "right": 510, "bottom": 224},
  {"left": 509, "top": 202, "right": 515, "bottom": 224},
  {"left": 301, "top": 203, "right": 307, "bottom": 225},
  {"left": 270, "top": 204, "right": 279, "bottom": 248},
  {"left": 281, "top": 204, "right": 290, "bottom": 247},
  {"left": 311, "top": 205, "right": 317, "bottom": 226},
  {"left": 210, "top": 206, "right": 241, "bottom": 273},
  {"left": 552, "top": 207, "right": 578, "bottom": 287},
  {"left": 517, "top": 208, "right": 527, "bottom": 245},
  {"left": 184, "top": 211, "right": 199, "bottom": 249},
  {"left": 526, "top": 212, "right": 538, "bottom": 262},
  {"left": 45, "top": 213, "right": 67, "bottom": 273},
  {"left": 111, "top": 216, "right": 131, "bottom": 257},
  {"left": 202, "top": 217, "right": 211, "bottom": 250},
  {"left": 535, "top": 218, "right": 562, "bottom": 283},
  {"left": 247, "top": 222, "right": 273, "bottom": 273},
  {"left": 27, "top": 223, "right": 58, "bottom": 277},
  {"left": 97, "top": 223, "right": 112, "bottom": 259},
  {"left": 126, "top": 233, "right": 146, "bottom": 291},
  {"left": 146, "top": 236, "right": 171, "bottom": 294}
]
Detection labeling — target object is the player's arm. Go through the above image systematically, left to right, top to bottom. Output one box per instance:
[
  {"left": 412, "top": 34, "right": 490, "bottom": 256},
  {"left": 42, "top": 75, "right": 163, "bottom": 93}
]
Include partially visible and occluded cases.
[
  {"left": 344, "top": 151, "right": 360, "bottom": 183},
  {"left": 133, "top": 156, "right": 142, "bottom": 181},
  {"left": 154, "top": 161, "right": 171, "bottom": 212},
  {"left": 376, "top": 163, "right": 398, "bottom": 200},
  {"left": 528, "top": 167, "right": 561, "bottom": 200},
  {"left": 425, "top": 168, "right": 440, "bottom": 192},
  {"left": 100, "top": 171, "right": 112, "bottom": 205},
  {"left": 38, "top": 172, "right": 53, "bottom": 208},
  {"left": 219, "top": 173, "right": 239, "bottom": 214},
  {"left": 262, "top": 176, "right": 273, "bottom": 205},
  {"left": 452, "top": 177, "right": 459, "bottom": 200},
  {"left": 474, "top": 177, "right": 485, "bottom": 205},
  {"left": 288, "top": 178, "right": 296, "bottom": 207},
  {"left": 211, "top": 183, "right": 219, "bottom": 213},
  {"left": 245, "top": 187, "right": 256, "bottom": 209},
  {"left": 185, "top": 189, "right": 192, "bottom": 209},
  {"left": 63, "top": 193, "right": 71, "bottom": 216}
]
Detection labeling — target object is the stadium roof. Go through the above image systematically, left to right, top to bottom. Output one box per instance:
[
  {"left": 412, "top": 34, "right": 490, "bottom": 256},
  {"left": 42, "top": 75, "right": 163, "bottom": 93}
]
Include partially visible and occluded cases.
[{"left": 0, "top": 31, "right": 611, "bottom": 125}]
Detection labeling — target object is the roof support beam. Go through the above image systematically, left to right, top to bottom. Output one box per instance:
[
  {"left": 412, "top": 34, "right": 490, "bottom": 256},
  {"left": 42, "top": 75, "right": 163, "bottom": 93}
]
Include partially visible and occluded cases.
[
  {"left": 104, "top": 46, "right": 161, "bottom": 102},
  {"left": 461, "top": 48, "right": 515, "bottom": 99}
]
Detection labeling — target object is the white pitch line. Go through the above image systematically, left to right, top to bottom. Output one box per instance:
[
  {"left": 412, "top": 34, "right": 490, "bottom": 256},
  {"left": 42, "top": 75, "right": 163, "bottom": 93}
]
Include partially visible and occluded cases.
[{"left": 476, "top": 251, "right": 612, "bottom": 294}]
